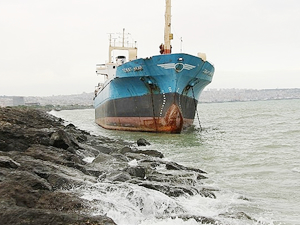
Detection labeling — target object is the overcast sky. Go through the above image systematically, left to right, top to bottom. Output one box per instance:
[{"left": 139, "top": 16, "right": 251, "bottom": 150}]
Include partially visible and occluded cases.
[{"left": 1, "top": 0, "right": 300, "bottom": 96}]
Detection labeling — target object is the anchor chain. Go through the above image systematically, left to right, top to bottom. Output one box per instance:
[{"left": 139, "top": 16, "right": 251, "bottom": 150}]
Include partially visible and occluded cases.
[
  {"left": 150, "top": 87, "right": 158, "bottom": 132},
  {"left": 191, "top": 87, "right": 202, "bottom": 132}
]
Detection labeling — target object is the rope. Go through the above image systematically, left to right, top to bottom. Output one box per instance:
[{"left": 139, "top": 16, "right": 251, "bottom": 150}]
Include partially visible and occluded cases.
[{"left": 191, "top": 87, "right": 202, "bottom": 132}]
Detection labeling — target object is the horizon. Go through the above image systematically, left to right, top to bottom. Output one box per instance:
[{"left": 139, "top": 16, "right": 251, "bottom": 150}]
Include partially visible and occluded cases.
[{"left": 1, "top": 87, "right": 300, "bottom": 98}]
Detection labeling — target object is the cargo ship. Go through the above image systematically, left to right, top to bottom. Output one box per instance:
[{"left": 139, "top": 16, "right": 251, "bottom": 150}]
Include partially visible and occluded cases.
[{"left": 94, "top": 0, "right": 214, "bottom": 133}]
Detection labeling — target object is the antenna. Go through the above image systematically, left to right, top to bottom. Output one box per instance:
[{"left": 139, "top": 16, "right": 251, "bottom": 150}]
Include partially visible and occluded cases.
[
  {"left": 122, "top": 28, "right": 125, "bottom": 47},
  {"left": 180, "top": 37, "right": 183, "bottom": 53}
]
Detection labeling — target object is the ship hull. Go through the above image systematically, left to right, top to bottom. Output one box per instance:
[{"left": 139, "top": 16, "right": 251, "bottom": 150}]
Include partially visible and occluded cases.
[
  {"left": 94, "top": 53, "right": 214, "bottom": 133},
  {"left": 95, "top": 93, "right": 195, "bottom": 133}
]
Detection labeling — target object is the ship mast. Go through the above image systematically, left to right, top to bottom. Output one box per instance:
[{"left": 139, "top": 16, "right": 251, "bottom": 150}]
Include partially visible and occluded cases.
[{"left": 164, "top": 0, "right": 173, "bottom": 54}]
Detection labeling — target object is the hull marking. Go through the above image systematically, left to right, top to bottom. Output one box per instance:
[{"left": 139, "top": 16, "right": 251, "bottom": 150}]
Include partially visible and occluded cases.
[{"left": 158, "top": 63, "right": 196, "bottom": 72}]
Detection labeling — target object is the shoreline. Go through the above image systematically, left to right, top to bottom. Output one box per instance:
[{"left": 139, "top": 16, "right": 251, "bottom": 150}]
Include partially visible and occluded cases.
[{"left": 2, "top": 88, "right": 300, "bottom": 108}]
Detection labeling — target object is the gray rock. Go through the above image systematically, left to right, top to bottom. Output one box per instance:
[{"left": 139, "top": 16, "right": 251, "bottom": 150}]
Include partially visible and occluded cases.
[
  {"left": 49, "top": 129, "right": 80, "bottom": 150},
  {"left": 137, "top": 138, "right": 151, "bottom": 146},
  {"left": 119, "top": 146, "right": 132, "bottom": 154},
  {"left": 136, "top": 149, "right": 164, "bottom": 158},
  {"left": 92, "top": 152, "right": 115, "bottom": 163},
  {"left": 0, "top": 156, "right": 20, "bottom": 168},
  {"left": 165, "top": 161, "right": 206, "bottom": 173},
  {"left": 125, "top": 166, "right": 146, "bottom": 179},
  {"left": 111, "top": 172, "right": 132, "bottom": 182},
  {"left": 0, "top": 208, "right": 116, "bottom": 225}
]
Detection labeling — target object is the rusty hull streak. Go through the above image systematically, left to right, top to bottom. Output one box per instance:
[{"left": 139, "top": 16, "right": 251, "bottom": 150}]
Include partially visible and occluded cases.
[
  {"left": 163, "top": 103, "right": 183, "bottom": 133},
  {"left": 96, "top": 104, "right": 186, "bottom": 133}
]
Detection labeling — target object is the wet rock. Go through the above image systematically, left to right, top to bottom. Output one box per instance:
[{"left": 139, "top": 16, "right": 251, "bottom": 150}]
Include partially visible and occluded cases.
[
  {"left": 0, "top": 108, "right": 62, "bottom": 152},
  {"left": 65, "top": 123, "right": 76, "bottom": 129},
  {"left": 0, "top": 129, "right": 31, "bottom": 152},
  {"left": 49, "top": 129, "right": 80, "bottom": 150},
  {"left": 76, "top": 134, "right": 88, "bottom": 143},
  {"left": 137, "top": 138, "right": 151, "bottom": 146},
  {"left": 93, "top": 144, "right": 112, "bottom": 154},
  {"left": 24, "top": 145, "right": 84, "bottom": 168},
  {"left": 119, "top": 146, "right": 132, "bottom": 154},
  {"left": 121, "top": 147, "right": 164, "bottom": 158},
  {"left": 136, "top": 149, "right": 164, "bottom": 158},
  {"left": 91, "top": 152, "right": 128, "bottom": 174},
  {"left": 93, "top": 152, "right": 115, "bottom": 163},
  {"left": 125, "top": 152, "right": 149, "bottom": 161},
  {"left": 111, "top": 153, "right": 129, "bottom": 162},
  {"left": 66, "top": 154, "right": 83, "bottom": 164},
  {"left": 0, "top": 156, "right": 20, "bottom": 168},
  {"left": 165, "top": 161, "right": 206, "bottom": 173},
  {"left": 125, "top": 166, "right": 146, "bottom": 179},
  {"left": 86, "top": 169, "right": 104, "bottom": 178},
  {"left": 0, "top": 170, "right": 52, "bottom": 208},
  {"left": 5, "top": 170, "right": 52, "bottom": 191},
  {"left": 111, "top": 172, "right": 131, "bottom": 182},
  {"left": 47, "top": 173, "right": 76, "bottom": 190},
  {"left": 197, "top": 174, "right": 208, "bottom": 180},
  {"left": 0, "top": 181, "right": 41, "bottom": 208},
  {"left": 138, "top": 182, "right": 199, "bottom": 197},
  {"left": 139, "top": 182, "right": 169, "bottom": 194},
  {"left": 173, "top": 184, "right": 214, "bottom": 198},
  {"left": 168, "top": 187, "right": 196, "bottom": 197},
  {"left": 198, "top": 188, "right": 216, "bottom": 198},
  {"left": 36, "top": 192, "right": 85, "bottom": 211},
  {"left": 238, "top": 195, "right": 250, "bottom": 201},
  {"left": 0, "top": 208, "right": 116, "bottom": 225},
  {"left": 220, "top": 211, "right": 254, "bottom": 221},
  {"left": 235, "top": 212, "right": 254, "bottom": 220}
]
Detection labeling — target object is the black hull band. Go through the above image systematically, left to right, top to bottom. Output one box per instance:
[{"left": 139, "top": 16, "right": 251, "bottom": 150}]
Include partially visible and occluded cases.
[{"left": 95, "top": 92, "right": 197, "bottom": 120}]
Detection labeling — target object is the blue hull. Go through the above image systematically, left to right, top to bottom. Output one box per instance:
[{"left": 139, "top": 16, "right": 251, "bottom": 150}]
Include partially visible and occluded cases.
[{"left": 94, "top": 53, "right": 214, "bottom": 133}]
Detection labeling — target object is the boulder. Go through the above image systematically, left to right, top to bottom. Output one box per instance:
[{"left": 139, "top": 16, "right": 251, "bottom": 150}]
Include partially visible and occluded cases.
[
  {"left": 49, "top": 129, "right": 80, "bottom": 150},
  {"left": 137, "top": 138, "right": 151, "bottom": 146},
  {"left": 136, "top": 149, "right": 164, "bottom": 158},
  {"left": 0, "top": 156, "right": 20, "bottom": 168},
  {"left": 125, "top": 166, "right": 146, "bottom": 179}
]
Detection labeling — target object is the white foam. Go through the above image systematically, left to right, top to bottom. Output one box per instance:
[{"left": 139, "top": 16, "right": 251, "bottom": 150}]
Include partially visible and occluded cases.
[
  {"left": 82, "top": 157, "right": 95, "bottom": 163},
  {"left": 128, "top": 159, "right": 138, "bottom": 167},
  {"left": 292, "top": 167, "right": 300, "bottom": 173},
  {"left": 77, "top": 180, "right": 261, "bottom": 225},
  {"left": 79, "top": 182, "right": 184, "bottom": 225},
  {"left": 139, "top": 217, "right": 199, "bottom": 225}
]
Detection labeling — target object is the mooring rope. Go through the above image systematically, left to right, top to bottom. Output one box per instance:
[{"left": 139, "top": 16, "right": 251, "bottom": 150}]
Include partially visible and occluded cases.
[{"left": 191, "top": 87, "right": 202, "bottom": 132}]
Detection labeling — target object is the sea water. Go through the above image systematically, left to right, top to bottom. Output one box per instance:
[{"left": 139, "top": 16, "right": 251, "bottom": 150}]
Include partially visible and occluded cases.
[{"left": 50, "top": 99, "right": 300, "bottom": 225}]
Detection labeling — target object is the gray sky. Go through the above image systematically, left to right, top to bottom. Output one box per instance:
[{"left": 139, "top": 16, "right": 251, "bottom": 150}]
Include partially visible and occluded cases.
[{"left": 1, "top": 0, "right": 300, "bottom": 96}]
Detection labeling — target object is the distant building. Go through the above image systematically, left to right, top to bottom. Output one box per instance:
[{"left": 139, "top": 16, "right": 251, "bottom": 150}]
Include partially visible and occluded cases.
[
  {"left": 13, "top": 97, "right": 25, "bottom": 106},
  {"left": 25, "top": 102, "right": 41, "bottom": 106}
]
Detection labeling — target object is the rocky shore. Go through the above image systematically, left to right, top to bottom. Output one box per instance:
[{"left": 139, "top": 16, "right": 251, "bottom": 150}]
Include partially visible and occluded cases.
[{"left": 0, "top": 107, "right": 219, "bottom": 225}]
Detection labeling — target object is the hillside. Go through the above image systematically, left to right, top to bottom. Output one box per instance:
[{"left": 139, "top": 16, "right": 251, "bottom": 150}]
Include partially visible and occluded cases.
[{"left": 1, "top": 89, "right": 300, "bottom": 107}]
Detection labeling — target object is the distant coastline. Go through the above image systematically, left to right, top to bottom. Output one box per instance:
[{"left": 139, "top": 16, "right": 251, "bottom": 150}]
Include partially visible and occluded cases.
[
  {"left": 1, "top": 88, "right": 300, "bottom": 108},
  {"left": 200, "top": 88, "right": 300, "bottom": 103}
]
